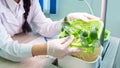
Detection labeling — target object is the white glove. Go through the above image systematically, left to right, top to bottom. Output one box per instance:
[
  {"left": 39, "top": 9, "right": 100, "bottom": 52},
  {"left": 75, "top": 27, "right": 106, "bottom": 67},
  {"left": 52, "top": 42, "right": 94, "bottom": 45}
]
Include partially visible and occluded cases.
[
  {"left": 67, "top": 12, "right": 100, "bottom": 22},
  {"left": 47, "top": 35, "right": 80, "bottom": 59}
]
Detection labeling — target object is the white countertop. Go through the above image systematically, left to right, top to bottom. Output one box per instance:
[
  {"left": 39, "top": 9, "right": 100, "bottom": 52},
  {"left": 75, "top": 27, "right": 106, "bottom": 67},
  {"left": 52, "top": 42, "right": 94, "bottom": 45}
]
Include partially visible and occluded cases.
[
  {"left": 100, "top": 37, "right": 120, "bottom": 68},
  {"left": 0, "top": 55, "right": 58, "bottom": 68}
]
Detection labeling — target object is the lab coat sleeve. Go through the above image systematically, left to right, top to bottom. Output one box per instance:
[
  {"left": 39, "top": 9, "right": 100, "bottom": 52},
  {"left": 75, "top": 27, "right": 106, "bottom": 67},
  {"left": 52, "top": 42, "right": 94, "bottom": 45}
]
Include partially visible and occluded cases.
[
  {"left": 30, "top": 0, "right": 62, "bottom": 37},
  {"left": 0, "top": 18, "right": 33, "bottom": 62}
]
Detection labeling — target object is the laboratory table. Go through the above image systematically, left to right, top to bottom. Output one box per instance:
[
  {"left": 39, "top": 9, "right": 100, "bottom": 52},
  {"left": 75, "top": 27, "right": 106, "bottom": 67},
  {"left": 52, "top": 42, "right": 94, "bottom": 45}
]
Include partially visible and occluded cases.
[{"left": 0, "top": 33, "right": 120, "bottom": 68}]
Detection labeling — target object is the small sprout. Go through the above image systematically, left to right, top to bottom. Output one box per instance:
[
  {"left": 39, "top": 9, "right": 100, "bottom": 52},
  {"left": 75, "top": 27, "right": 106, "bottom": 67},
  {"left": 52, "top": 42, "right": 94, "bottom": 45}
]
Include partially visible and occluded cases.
[
  {"left": 64, "top": 16, "right": 68, "bottom": 21},
  {"left": 90, "top": 27, "right": 98, "bottom": 40},
  {"left": 82, "top": 30, "right": 88, "bottom": 37}
]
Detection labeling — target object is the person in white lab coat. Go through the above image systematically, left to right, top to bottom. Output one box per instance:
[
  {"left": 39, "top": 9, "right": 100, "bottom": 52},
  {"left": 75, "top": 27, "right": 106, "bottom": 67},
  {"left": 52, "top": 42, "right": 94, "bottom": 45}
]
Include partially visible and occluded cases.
[{"left": 0, "top": 0, "right": 100, "bottom": 62}]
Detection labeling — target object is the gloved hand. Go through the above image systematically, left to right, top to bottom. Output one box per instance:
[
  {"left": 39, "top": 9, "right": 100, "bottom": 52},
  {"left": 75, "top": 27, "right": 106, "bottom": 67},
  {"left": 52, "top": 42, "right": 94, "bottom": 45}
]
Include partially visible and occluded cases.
[
  {"left": 67, "top": 12, "right": 100, "bottom": 22},
  {"left": 47, "top": 35, "right": 80, "bottom": 59}
]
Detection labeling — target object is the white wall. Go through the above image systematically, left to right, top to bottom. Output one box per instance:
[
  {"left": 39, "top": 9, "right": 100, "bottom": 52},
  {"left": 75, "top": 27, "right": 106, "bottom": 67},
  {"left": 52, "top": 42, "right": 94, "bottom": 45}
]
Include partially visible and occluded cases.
[
  {"left": 49, "top": 0, "right": 101, "bottom": 20},
  {"left": 105, "top": 0, "right": 120, "bottom": 38}
]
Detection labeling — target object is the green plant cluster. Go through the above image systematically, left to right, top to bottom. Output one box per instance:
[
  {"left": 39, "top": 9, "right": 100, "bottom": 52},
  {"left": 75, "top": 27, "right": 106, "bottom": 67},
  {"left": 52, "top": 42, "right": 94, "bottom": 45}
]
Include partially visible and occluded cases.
[{"left": 58, "top": 17, "right": 104, "bottom": 53}]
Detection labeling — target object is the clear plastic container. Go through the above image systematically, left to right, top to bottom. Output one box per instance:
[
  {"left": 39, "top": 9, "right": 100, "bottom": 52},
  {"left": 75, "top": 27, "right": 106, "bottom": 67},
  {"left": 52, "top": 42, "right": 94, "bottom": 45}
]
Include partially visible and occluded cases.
[{"left": 58, "top": 46, "right": 103, "bottom": 68}]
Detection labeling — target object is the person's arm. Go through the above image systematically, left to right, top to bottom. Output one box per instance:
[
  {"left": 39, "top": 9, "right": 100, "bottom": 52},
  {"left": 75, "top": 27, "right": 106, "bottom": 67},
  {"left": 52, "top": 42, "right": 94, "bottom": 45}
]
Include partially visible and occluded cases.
[
  {"left": 30, "top": 0, "right": 62, "bottom": 38},
  {"left": 0, "top": 15, "right": 78, "bottom": 62},
  {"left": 0, "top": 18, "right": 34, "bottom": 62},
  {"left": 0, "top": 20, "right": 48, "bottom": 62},
  {"left": 0, "top": 21, "right": 78, "bottom": 62},
  {"left": 31, "top": 35, "right": 80, "bottom": 58},
  {"left": 32, "top": 35, "right": 81, "bottom": 59},
  {"left": 32, "top": 43, "right": 47, "bottom": 56}
]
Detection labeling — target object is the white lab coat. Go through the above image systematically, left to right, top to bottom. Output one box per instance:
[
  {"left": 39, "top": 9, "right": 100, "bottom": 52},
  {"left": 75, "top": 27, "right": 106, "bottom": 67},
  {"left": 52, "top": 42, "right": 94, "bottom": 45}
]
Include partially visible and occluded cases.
[{"left": 0, "top": 0, "right": 62, "bottom": 62}]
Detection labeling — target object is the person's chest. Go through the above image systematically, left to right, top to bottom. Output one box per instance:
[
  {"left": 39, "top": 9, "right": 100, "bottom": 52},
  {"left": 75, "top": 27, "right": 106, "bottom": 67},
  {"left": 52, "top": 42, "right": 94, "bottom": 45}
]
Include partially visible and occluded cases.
[
  {"left": 0, "top": 1, "right": 33, "bottom": 36},
  {"left": 0, "top": 6, "right": 25, "bottom": 36}
]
